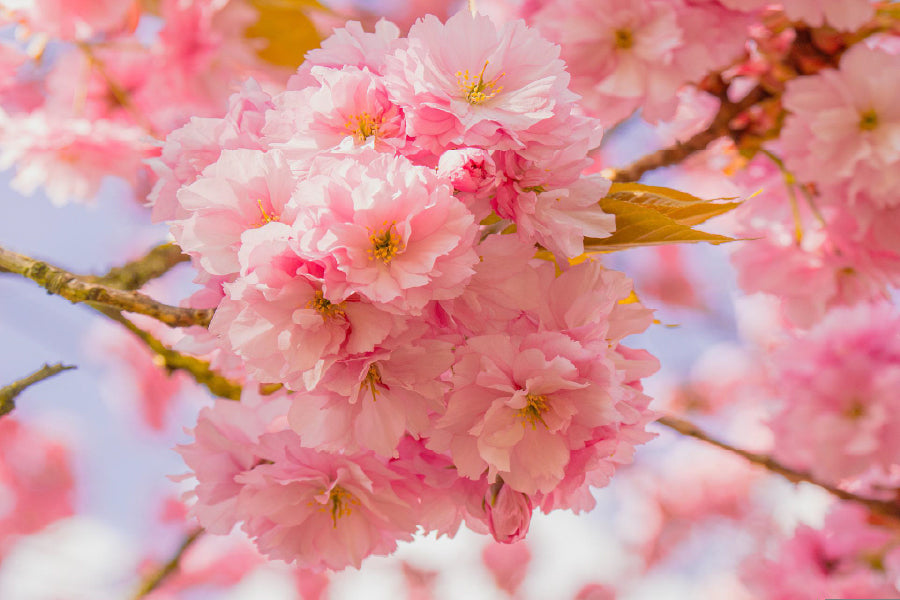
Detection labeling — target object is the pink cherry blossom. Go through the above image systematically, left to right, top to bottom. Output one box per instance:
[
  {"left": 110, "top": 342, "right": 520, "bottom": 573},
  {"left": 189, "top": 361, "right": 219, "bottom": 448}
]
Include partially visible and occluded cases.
[
  {"left": 383, "top": 11, "right": 577, "bottom": 154},
  {"left": 780, "top": 44, "right": 900, "bottom": 204},
  {"left": 172, "top": 148, "right": 297, "bottom": 277},
  {"left": 291, "top": 148, "right": 479, "bottom": 314},
  {"left": 767, "top": 301, "right": 900, "bottom": 482},
  {"left": 235, "top": 431, "right": 418, "bottom": 570},
  {"left": 485, "top": 483, "right": 532, "bottom": 544},
  {"left": 482, "top": 539, "right": 532, "bottom": 594}
]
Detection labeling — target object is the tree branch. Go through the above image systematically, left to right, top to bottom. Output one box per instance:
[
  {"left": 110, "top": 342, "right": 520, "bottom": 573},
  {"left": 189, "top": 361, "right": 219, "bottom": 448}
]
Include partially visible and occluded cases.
[
  {"left": 606, "top": 85, "right": 770, "bottom": 183},
  {"left": 87, "top": 243, "right": 190, "bottom": 291},
  {"left": 0, "top": 245, "right": 213, "bottom": 328},
  {"left": 98, "top": 308, "right": 242, "bottom": 401},
  {"left": 0, "top": 363, "right": 76, "bottom": 418},
  {"left": 658, "top": 415, "right": 900, "bottom": 523},
  {"left": 133, "top": 528, "right": 204, "bottom": 599}
]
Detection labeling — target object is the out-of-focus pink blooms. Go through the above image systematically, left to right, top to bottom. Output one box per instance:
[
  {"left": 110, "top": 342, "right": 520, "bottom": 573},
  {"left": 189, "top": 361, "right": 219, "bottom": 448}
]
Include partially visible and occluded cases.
[
  {"left": 4, "top": 0, "right": 137, "bottom": 40},
  {"left": 530, "top": 0, "right": 682, "bottom": 124},
  {"left": 781, "top": 0, "right": 874, "bottom": 31},
  {"left": 384, "top": 11, "right": 576, "bottom": 154},
  {"left": 780, "top": 44, "right": 900, "bottom": 204},
  {"left": 0, "top": 112, "right": 150, "bottom": 205},
  {"left": 292, "top": 149, "right": 479, "bottom": 314},
  {"left": 767, "top": 302, "right": 900, "bottom": 482},
  {"left": 90, "top": 321, "right": 188, "bottom": 432},
  {"left": 0, "top": 419, "right": 75, "bottom": 559},
  {"left": 235, "top": 431, "right": 418, "bottom": 570},
  {"left": 485, "top": 484, "right": 532, "bottom": 544},
  {"left": 741, "top": 503, "right": 899, "bottom": 599},
  {"left": 482, "top": 539, "right": 531, "bottom": 594},
  {"left": 400, "top": 561, "right": 439, "bottom": 600},
  {"left": 574, "top": 583, "right": 616, "bottom": 600}
]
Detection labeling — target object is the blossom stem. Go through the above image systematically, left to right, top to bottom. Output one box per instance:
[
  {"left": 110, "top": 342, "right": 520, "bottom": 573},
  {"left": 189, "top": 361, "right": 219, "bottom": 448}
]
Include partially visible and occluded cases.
[
  {"left": 607, "top": 85, "right": 769, "bottom": 183},
  {"left": 86, "top": 242, "right": 190, "bottom": 291},
  {"left": 0, "top": 244, "right": 213, "bottom": 328},
  {"left": 96, "top": 307, "right": 242, "bottom": 401},
  {"left": 0, "top": 363, "right": 76, "bottom": 418},
  {"left": 658, "top": 414, "right": 900, "bottom": 523},
  {"left": 132, "top": 528, "right": 204, "bottom": 599}
]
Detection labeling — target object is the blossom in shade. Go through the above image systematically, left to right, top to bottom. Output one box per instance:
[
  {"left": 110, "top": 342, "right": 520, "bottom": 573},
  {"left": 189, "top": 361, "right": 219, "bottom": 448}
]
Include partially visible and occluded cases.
[
  {"left": 383, "top": 11, "right": 576, "bottom": 154},
  {"left": 767, "top": 302, "right": 900, "bottom": 482},
  {"left": 287, "top": 329, "right": 453, "bottom": 457},
  {"left": 431, "top": 331, "right": 628, "bottom": 495},
  {"left": 235, "top": 431, "right": 418, "bottom": 570}
]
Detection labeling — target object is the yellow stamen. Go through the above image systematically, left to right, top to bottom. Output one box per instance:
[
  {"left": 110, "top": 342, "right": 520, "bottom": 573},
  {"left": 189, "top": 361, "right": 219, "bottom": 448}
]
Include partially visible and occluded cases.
[
  {"left": 614, "top": 28, "right": 634, "bottom": 50},
  {"left": 457, "top": 60, "right": 504, "bottom": 105},
  {"left": 859, "top": 109, "right": 879, "bottom": 131},
  {"left": 345, "top": 111, "right": 382, "bottom": 142},
  {"left": 256, "top": 199, "right": 279, "bottom": 225},
  {"left": 367, "top": 222, "right": 404, "bottom": 263},
  {"left": 306, "top": 290, "right": 346, "bottom": 321},
  {"left": 362, "top": 363, "right": 384, "bottom": 401},
  {"left": 518, "top": 393, "right": 549, "bottom": 429},
  {"left": 324, "top": 486, "right": 356, "bottom": 527}
]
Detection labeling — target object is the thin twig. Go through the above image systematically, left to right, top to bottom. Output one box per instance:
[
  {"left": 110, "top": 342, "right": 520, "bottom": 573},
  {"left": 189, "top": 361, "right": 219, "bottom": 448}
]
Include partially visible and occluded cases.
[
  {"left": 607, "top": 85, "right": 770, "bottom": 183},
  {"left": 85, "top": 243, "right": 190, "bottom": 291},
  {"left": 0, "top": 245, "right": 213, "bottom": 328},
  {"left": 97, "top": 308, "right": 242, "bottom": 401},
  {"left": 0, "top": 363, "right": 76, "bottom": 418},
  {"left": 658, "top": 415, "right": 900, "bottom": 523},
  {"left": 132, "top": 528, "right": 204, "bottom": 599}
]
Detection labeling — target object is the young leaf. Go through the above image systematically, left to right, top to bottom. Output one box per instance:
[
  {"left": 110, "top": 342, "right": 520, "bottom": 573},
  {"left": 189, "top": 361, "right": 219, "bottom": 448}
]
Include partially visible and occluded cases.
[
  {"left": 246, "top": 0, "right": 324, "bottom": 68},
  {"left": 605, "top": 182, "right": 741, "bottom": 227},
  {"left": 586, "top": 183, "right": 741, "bottom": 251}
]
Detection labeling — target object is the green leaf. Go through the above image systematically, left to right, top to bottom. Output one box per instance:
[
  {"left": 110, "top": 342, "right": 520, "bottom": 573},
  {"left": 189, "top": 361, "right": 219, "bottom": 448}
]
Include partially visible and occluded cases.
[
  {"left": 245, "top": 0, "right": 324, "bottom": 68},
  {"left": 586, "top": 184, "right": 741, "bottom": 252}
]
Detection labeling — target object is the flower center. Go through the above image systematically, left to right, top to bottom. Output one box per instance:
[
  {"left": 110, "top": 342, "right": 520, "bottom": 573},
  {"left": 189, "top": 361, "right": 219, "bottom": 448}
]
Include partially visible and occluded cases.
[
  {"left": 614, "top": 28, "right": 634, "bottom": 50},
  {"left": 457, "top": 60, "right": 504, "bottom": 106},
  {"left": 859, "top": 109, "right": 879, "bottom": 131},
  {"left": 345, "top": 112, "right": 381, "bottom": 142},
  {"left": 255, "top": 199, "right": 279, "bottom": 226},
  {"left": 368, "top": 222, "right": 404, "bottom": 263},
  {"left": 306, "top": 290, "right": 346, "bottom": 321},
  {"left": 362, "top": 363, "right": 385, "bottom": 401},
  {"left": 518, "top": 393, "right": 549, "bottom": 429},
  {"left": 324, "top": 486, "right": 356, "bottom": 527}
]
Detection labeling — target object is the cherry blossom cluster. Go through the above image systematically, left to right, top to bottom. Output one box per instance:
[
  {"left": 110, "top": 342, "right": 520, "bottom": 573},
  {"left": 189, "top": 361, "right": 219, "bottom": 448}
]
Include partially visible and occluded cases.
[
  {"left": 0, "top": 0, "right": 294, "bottom": 204},
  {"left": 159, "top": 12, "right": 658, "bottom": 570}
]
